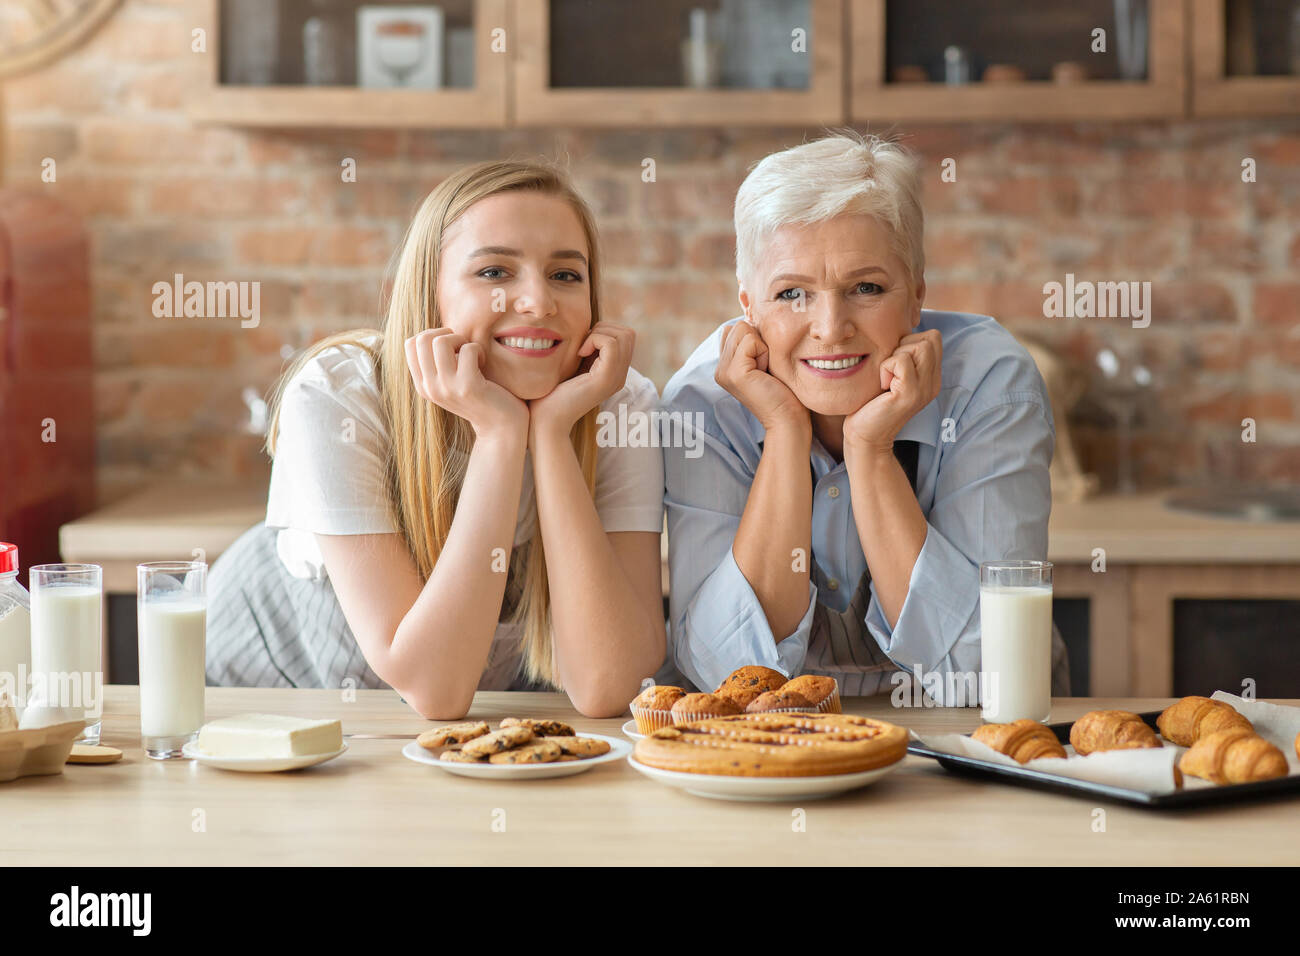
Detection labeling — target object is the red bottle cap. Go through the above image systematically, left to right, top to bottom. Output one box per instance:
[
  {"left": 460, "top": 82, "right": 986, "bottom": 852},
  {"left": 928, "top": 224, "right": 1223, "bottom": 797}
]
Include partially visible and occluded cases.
[{"left": 0, "top": 543, "right": 16, "bottom": 575}]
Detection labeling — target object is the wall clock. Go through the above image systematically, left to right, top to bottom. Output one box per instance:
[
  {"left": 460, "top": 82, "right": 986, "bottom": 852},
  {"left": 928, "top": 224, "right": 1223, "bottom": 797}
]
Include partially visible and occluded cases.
[{"left": 0, "top": 0, "right": 122, "bottom": 80}]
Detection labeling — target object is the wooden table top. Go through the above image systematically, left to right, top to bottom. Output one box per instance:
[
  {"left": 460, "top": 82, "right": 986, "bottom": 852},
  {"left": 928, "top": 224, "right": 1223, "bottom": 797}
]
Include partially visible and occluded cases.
[{"left": 5, "top": 687, "right": 1297, "bottom": 866}]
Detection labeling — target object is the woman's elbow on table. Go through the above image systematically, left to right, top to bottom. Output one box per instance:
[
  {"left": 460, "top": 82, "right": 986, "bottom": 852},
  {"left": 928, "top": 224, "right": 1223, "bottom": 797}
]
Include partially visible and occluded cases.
[
  {"left": 372, "top": 652, "right": 477, "bottom": 721},
  {"left": 565, "top": 671, "right": 647, "bottom": 718},
  {"left": 401, "top": 689, "right": 476, "bottom": 722},
  {"left": 566, "top": 690, "right": 633, "bottom": 720}
]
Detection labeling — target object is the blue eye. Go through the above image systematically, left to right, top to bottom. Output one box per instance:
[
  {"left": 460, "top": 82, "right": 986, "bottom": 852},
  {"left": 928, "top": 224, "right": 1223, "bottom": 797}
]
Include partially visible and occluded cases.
[
  {"left": 478, "top": 267, "right": 508, "bottom": 279},
  {"left": 552, "top": 270, "right": 584, "bottom": 282},
  {"left": 855, "top": 282, "right": 883, "bottom": 295},
  {"left": 776, "top": 288, "right": 804, "bottom": 301}
]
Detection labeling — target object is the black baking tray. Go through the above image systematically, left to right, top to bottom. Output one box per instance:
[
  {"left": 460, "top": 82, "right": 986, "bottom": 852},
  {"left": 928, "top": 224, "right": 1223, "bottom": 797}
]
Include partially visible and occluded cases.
[{"left": 906, "top": 710, "right": 1300, "bottom": 808}]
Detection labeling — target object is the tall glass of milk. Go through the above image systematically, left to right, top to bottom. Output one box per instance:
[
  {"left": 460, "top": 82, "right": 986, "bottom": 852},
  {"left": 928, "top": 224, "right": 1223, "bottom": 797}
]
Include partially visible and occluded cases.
[
  {"left": 979, "top": 560, "right": 1053, "bottom": 723},
  {"left": 137, "top": 561, "right": 207, "bottom": 759},
  {"left": 28, "top": 564, "right": 104, "bottom": 745}
]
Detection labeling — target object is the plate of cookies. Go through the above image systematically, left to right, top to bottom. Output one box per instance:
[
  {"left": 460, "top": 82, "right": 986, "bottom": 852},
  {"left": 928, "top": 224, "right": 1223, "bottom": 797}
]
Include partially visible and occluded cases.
[
  {"left": 629, "top": 712, "right": 909, "bottom": 802},
  {"left": 402, "top": 717, "right": 631, "bottom": 779}
]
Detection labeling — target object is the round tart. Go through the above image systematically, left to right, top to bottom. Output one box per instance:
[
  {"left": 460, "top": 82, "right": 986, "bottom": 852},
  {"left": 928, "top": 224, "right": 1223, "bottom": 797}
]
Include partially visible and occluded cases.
[
  {"left": 714, "top": 665, "right": 789, "bottom": 709},
  {"left": 630, "top": 685, "right": 686, "bottom": 735},
  {"left": 670, "top": 692, "right": 742, "bottom": 725},
  {"left": 634, "top": 713, "right": 908, "bottom": 777}
]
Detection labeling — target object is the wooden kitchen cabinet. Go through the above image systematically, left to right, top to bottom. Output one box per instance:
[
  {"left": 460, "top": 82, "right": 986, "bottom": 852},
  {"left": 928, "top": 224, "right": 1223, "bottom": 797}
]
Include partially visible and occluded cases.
[
  {"left": 187, "top": 0, "right": 509, "bottom": 128},
  {"left": 187, "top": 0, "right": 1300, "bottom": 129},
  {"left": 512, "top": 0, "right": 846, "bottom": 126},
  {"left": 850, "top": 0, "right": 1188, "bottom": 122},
  {"left": 1190, "top": 0, "right": 1300, "bottom": 116}
]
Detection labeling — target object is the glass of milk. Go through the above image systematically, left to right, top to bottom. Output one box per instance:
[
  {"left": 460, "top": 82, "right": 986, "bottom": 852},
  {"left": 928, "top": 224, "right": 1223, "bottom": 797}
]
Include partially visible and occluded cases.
[
  {"left": 979, "top": 560, "right": 1053, "bottom": 724},
  {"left": 137, "top": 562, "right": 207, "bottom": 759},
  {"left": 28, "top": 564, "right": 104, "bottom": 745}
]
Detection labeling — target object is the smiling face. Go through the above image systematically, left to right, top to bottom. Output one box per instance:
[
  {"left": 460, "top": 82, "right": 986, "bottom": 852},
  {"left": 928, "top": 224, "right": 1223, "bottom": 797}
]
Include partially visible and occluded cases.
[
  {"left": 436, "top": 191, "right": 593, "bottom": 401},
  {"left": 739, "top": 213, "right": 924, "bottom": 419}
]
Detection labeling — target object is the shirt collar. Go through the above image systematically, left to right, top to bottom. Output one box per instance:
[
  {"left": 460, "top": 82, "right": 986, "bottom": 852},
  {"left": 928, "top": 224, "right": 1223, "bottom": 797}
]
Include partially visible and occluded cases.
[
  {"left": 796, "top": 394, "right": 941, "bottom": 476},
  {"left": 896, "top": 394, "right": 943, "bottom": 448}
]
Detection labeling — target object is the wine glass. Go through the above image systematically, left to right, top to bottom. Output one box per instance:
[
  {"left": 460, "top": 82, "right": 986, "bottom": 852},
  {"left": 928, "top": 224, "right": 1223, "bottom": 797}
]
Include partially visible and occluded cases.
[
  {"left": 375, "top": 21, "right": 428, "bottom": 87},
  {"left": 1092, "top": 346, "right": 1153, "bottom": 494}
]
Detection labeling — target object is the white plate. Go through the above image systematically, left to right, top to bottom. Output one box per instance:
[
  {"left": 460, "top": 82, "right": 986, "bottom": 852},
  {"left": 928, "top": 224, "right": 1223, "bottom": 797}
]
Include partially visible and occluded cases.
[
  {"left": 622, "top": 719, "right": 644, "bottom": 740},
  {"left": 403, "top": 732, "right": 630, "bottom": 779},
  {"left": 181, "top": 740, "right": 347, "bottom": 772},
  {"left": 626, "top": 754, "right": 902, "bottom": 802}
]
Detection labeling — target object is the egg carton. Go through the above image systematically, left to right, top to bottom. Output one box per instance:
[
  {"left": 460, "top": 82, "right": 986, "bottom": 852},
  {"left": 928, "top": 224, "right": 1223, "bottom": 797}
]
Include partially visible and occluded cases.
[{"left": 0, "top": 694, "right": 85, "bottom": 782}]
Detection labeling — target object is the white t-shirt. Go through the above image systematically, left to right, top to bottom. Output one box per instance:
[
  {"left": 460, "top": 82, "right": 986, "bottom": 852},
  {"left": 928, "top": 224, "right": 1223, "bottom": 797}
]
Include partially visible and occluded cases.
[{"left": 265, "top": 334, "right": 666, "bottom": 582}]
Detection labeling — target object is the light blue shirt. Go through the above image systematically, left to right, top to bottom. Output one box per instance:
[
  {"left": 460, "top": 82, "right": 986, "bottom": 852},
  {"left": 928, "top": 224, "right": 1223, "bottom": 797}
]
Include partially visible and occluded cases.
[{"left": 660, "top": 310, "right": 1056, "bottom": 702}]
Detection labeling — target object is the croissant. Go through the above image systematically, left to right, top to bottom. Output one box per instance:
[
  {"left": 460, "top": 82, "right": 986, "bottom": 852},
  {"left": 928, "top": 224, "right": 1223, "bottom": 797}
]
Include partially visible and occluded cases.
[
  {"left": 1156, "top": 696, "right": 1252, "bottom": 747},
  {"left": 1069, "top": 710, "right": 1162, "bottom": 755},
  {"left": 971, "top": 719, "right": 1066, "bottom": 763},
  {"left": 1179, "top": 728, "right": 1288, "bottom": 785}
]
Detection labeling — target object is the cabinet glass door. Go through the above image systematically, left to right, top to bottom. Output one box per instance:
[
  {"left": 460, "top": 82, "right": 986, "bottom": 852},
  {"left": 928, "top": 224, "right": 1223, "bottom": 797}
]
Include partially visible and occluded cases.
[{"left": 515, "top": 0, "right": 845, "bottom": 126}]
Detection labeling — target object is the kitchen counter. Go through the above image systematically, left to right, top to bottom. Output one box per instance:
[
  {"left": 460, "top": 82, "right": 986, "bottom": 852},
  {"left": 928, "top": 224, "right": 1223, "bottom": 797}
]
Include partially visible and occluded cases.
[
  {"left": 59, "top": 478, "right": 271, "bottom": 593},
  {"left": 59, "top": 481, "right": 1300, "bottom": 695},
  {"left": 59, "top": 481, "right": 1300, "bottom": 586},
  {"left": 1048, "top": 490, "right": 1300, "bottom": 563},
  {"left": 3, "top": 688, "right": 1296, "bottom": 866}
]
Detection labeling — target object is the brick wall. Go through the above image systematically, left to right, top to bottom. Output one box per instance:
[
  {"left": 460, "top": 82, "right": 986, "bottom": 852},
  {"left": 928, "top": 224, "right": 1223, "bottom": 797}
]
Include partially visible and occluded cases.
[{"left": 4, "top": 1, "right": 1298, "bottom": 504}]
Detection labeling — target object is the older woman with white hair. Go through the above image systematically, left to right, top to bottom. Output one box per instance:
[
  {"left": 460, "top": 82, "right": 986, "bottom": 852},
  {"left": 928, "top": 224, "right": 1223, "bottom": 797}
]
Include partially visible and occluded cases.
[{"left": 661, "top": 132, "right": 1069, "bottom": 703}]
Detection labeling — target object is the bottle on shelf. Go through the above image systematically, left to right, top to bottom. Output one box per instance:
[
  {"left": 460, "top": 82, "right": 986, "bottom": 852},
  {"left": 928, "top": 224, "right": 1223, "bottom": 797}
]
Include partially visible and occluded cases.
[{"left": 0, "top": 543, "right": 32, "bottom": 717}]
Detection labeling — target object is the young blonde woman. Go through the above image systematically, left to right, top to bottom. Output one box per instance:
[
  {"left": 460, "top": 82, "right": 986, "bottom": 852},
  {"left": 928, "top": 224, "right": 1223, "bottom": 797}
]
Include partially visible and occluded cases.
[{"left": 206, "top": 161, "right": 667, "bottom": 719}]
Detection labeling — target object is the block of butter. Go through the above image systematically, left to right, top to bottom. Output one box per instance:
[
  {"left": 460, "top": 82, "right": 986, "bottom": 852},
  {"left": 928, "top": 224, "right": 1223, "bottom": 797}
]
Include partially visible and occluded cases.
[{"left": 197, "top": 714, "right": 342, "bottom": 758}]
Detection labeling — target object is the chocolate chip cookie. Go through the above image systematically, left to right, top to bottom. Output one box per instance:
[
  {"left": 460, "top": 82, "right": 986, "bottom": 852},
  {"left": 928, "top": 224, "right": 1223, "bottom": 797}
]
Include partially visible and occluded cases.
[
  {"left": 499, "top": 717, "right": 575, "bottom": 737},
  {"left": 417, "top": 721, "right": 490, "bottom": 750},
  {"left": 460, "top": 725, "right": 534, "bottom": 757},
  {"left": 549, "top": 736, "right": 611, "bottom": 758},
  {"left": 487, "top": 739, "right": 563, "bottom": 764},
  {"left": 439, "top": 749, "right": 487, "bottom": 763}
]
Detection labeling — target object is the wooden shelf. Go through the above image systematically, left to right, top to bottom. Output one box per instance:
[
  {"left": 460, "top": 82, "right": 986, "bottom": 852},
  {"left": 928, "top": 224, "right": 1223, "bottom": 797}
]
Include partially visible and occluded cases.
[
  {"left": 187, "top": 0, "right": 508, "bottom": 128},
  {"left": 850, "top": 0, "right": 1188, "bottom": 122},
  {"left": 1191, "top": 0, "right": 1300, "bottom": 116},
  {"left": 188, "top": 85, "right": 506, "bottom": 129}
]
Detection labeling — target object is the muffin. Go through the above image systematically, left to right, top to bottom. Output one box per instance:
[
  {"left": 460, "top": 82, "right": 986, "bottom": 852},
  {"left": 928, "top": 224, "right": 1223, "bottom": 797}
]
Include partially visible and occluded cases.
[
  {"left": 714, "top": 665, "right": 789, "bottom": 709},
  {"left": 780, "top": 674, "right": 841, "bottom": 713},
  {"left": 630, "top": 685, "right": 686, "bottom": 734},
  {"left": 746, "top": 689, "right": 815, "bottom": 714},
  {"left": 670, "top": 693, "right": 742, "bottom": 725}
]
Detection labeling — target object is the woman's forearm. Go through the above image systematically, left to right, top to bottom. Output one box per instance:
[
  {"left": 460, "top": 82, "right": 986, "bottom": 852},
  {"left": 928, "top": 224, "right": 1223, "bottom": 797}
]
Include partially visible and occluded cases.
[
  {"left": 732, "top": 419, "right": 814, "bottom": 641},
  {"left": 530, "top": 425, "right": 662, "bottom": 714},
  {"left": 388, "top": 429, "right": 528, "bottom": 716},
  {"left": 844, "top": 445, "right": 927, "bottom": 629}
]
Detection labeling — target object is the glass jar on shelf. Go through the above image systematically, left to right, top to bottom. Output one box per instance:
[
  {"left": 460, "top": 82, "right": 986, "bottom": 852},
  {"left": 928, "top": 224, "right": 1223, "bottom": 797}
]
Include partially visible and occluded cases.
[{"left": 303, "top": 0, "right": 356, "bottom": 86}]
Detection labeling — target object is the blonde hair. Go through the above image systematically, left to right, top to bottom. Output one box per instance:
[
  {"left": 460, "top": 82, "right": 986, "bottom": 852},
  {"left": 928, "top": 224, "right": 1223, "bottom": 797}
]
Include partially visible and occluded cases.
[
  {"left": 734, "top": 130, "right": 925, "bottom": 289},
  {"left": 264, "top": 160, "right": 602, "bottom": 689}
]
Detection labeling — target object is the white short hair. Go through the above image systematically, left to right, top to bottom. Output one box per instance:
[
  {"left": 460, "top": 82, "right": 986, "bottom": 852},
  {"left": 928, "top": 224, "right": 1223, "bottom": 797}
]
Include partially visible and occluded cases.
[{"left": 734, "top": 131, "right": 925, "bottom": 290}]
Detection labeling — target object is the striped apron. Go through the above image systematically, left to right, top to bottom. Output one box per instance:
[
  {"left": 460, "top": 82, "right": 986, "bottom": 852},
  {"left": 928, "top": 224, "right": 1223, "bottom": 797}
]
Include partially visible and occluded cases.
[
  {"left": 800, "top": 440, "right": 1072, "bottom": 699},
  {"left": 205, "top": 521, "right": 551, "bottom": 692}
]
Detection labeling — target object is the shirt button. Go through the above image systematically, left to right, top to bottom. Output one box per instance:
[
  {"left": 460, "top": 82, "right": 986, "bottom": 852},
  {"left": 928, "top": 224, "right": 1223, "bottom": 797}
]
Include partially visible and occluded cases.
[
  {"left": 827, "top": 486, "right": 840, "bottom": 498},
  {"left": 828, "top": 578, "right": 839, "bottom": 591}
]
